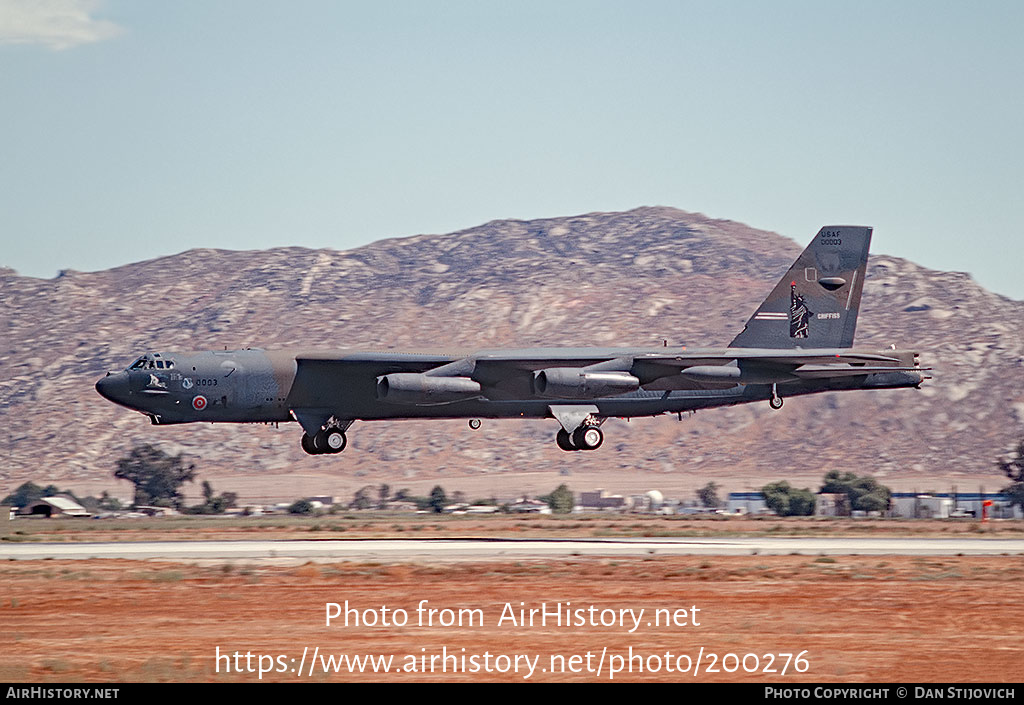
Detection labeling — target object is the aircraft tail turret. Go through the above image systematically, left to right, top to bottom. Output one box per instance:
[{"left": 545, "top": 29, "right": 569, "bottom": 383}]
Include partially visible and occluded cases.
[{"left": 729, "top": 226, "right": 872, "bottom": 350}]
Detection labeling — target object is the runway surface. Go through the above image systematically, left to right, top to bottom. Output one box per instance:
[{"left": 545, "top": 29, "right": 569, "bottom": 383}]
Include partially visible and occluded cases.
[{"left": 3, "top": 536, "right": 1024, "bottom": 562}]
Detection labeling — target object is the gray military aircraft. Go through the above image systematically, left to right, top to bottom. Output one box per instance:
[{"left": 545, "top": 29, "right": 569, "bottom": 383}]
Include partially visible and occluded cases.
[{"left": 96, "top": 225, "right": 925, "bottom": 454}]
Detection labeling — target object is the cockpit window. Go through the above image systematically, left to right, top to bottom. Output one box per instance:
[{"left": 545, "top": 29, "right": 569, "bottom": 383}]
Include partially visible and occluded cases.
[{"left": 127, "top": 355, "right": 174, "bottom": 371}]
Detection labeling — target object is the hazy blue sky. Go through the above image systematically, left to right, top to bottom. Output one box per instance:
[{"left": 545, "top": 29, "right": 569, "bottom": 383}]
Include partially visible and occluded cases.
[{"left": 2, "top": 1, "right": 1022, "bottom": 299}]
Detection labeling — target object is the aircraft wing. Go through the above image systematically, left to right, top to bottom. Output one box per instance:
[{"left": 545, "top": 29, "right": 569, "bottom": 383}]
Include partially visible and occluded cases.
[
  {"left": 290, "top": 348, "right": 921, "bottom": 410},
  {"left": 470, "top": 348, "right": 921, "bottom": 390}
]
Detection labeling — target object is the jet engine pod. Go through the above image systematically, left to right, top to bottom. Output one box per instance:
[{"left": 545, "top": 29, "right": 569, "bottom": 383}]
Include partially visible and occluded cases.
[
  {"left": 680, "top": 364, "right": 796, "bottom": 386},
  {"left": 679, "top": 365, "right": 742, "bottom": 383},
  {"left": 533, "top": 368, "right": 640, "bottom": 399},
  {"left": 376, "top": 373, "right": 482, "bottom": 405}
]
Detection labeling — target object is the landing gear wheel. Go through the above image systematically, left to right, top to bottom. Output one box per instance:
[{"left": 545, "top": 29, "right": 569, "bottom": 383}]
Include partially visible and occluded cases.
[
  {"left": 769, "top": 395, "right": 784, "bottom": 410},
  {"left": 468, "top": 419, "right": 481, "bottom": 430},
  {"left": 572, "top": 425, "right": 604, "bottom": 451},
  {"left": 322, "top": 428, "right": 347, "bottom": 453},
  {"left": 556, "top": 428, "right": 577, "bottom": 452},
  {"left": 301, "top": 432, "right": 319, "bottom": 455}
]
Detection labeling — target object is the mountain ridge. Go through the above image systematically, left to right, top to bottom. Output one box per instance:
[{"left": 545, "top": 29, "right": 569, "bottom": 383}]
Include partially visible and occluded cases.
[{"left": 1, "top": 207, "right": 1021, "bottom": 491}]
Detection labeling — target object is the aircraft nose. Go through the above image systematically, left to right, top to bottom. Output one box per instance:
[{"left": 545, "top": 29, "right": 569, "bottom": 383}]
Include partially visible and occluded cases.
[{"left": 95, "top": 371, "right": 129, "bottom": 403}]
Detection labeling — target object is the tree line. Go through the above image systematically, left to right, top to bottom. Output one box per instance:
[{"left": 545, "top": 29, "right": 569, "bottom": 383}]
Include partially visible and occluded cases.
[{"left": 5, "top": 441, "right": 1024, "bottom": 518}]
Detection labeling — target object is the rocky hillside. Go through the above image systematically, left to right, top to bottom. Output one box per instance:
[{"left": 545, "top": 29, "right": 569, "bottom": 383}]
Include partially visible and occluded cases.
[{"left": 1, "top": 207, "right": 1021, "bottom": 490}]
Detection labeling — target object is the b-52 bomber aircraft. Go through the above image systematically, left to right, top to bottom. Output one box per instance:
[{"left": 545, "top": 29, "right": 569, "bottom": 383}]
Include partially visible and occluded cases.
[{"left": 96, "top": 225, "right": 925, "bottom": 455}]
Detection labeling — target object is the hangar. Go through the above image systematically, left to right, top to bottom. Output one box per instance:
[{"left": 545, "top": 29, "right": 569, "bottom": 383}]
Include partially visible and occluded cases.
[{"left": 20, "top": 496, "right": 91, "bottom": 518}]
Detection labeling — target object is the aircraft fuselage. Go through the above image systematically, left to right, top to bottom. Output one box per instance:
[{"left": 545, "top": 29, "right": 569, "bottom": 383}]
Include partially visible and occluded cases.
[{"left": 96, "top": 346, "right": 923, "bottom": 426}]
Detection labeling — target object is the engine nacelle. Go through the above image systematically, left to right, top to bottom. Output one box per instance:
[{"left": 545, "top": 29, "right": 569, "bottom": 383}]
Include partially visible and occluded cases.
[
  {"left": 678, "top": 365, "right": 742, "bottom": 383},
  {"left": 680, "top": 365, "right": 797, "bottom": 385},
  {"left": 533, "top": 368, "right": 640, "bottom": 399},
  {"left": 376, "top": 374, "right": 482, "bottom": 405}
]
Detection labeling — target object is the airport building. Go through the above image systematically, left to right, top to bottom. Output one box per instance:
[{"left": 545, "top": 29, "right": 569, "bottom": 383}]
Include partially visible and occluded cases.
[
  {"left": 726, "top": 492, "right": 769, "bottom": 515},
  {"left": 889, "top": 492, "right": 1021, "bottom": 519},
  {"left": 19, "top": 496, "right": 91, "bottom": 518}
]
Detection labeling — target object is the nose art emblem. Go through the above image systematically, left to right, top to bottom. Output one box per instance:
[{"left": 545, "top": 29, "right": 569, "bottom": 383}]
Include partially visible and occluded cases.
[{"left": 192, "top": 395, "right": 208, "bottom": 411}]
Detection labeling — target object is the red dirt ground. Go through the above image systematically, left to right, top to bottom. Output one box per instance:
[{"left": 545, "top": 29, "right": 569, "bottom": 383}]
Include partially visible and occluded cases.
[{"left": 3, "top": 555, "right": 1023, "bottom": 683}]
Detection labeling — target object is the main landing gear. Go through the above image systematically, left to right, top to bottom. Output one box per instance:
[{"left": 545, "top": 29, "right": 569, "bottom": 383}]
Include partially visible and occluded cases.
[
  {"left": 769, "top": 383, "right": 784, "bottom": 410},
  {"left": 556, "top": 424, "right": 604, "bottom": 452},
  {"left": 301, "top": 425, "right": 348, "bottom": 455}
]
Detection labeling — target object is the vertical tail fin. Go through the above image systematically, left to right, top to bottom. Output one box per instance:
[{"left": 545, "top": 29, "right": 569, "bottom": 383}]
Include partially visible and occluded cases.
[{"left": 729, "top": 226, "right": 872, "bottom": 349}]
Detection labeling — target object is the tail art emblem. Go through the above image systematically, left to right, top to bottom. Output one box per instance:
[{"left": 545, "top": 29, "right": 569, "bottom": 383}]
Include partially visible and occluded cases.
[{"left": 790, "top": 283, "right": 813, "bottom": 338}]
